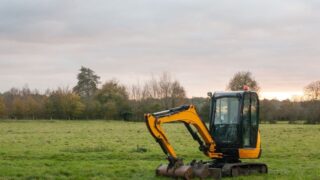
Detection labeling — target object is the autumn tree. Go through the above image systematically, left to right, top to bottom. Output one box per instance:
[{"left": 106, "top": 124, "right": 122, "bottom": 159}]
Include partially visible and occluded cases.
[
  {"left": 227, "top": 71, "right": 260, "bottom": 91},
  {"left": 96, "top": 80, "right": 131, "bottom": 120},
  {"left": 46, "top": 88, "right": 84, "bottom": 120},
  {"left": 0, "top": 95, "right": 6, "bottom": 118},
  {"left": 11, "top": 96, "right": 25, "bottom": 119}
]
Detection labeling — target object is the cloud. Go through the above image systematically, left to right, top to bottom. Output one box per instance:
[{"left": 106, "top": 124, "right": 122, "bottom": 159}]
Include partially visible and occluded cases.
[{"left": 0, "top": 0, "right": 319, "bottom": 96}]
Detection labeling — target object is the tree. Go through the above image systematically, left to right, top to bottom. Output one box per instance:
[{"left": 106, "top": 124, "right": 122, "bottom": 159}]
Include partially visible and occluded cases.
[
  {"left": 73, "top": 66, "right": 100, "bottom": 99},
  {"left": 227, "top": 71, "right": 260, "bottom": 91},
  {"left": 158, "top": 72, "right": 186, "bottom": 109},
  {"left": 128, "top": 73, "right": 187, "bottom": 120},
  {"left": 96, "top": 80, "right": 131, "bottom": 120},
  {"left": 170, "top": 81, "right": 186, "bottom": 107},
  {"left": 303, "top": 81, "right": 320, "bottom": 124},
  {"left": 304, "top": 81, "right": 320, "bottom": 100},
  {"left": 46, "top": 88, "right": 84, "bottom": 120},
  {"left": 63, "top": 93, "right": 85, "bottom": 119},
  {"left": 0, "top": 96, "right": 6, "bottom": 118},
  {"left": 25, "top": 96, "right": 40, "bottom": 120},
  {"left": 11, "top": 97, "right": 25, "bottom": 119},
  {"left": 192, "top": 97, "right": 210, "bottom": 122},
  {"left": 260, "top": 99, "right": 279, "bottom": 123},
  {"left": 302, "top": 100, "right": 320, "bottom": 124}
]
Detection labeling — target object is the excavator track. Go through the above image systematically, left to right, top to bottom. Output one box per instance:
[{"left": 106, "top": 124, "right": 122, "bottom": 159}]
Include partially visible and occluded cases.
[{"left": 221, "top": 162, "right": 268, "bottom": 177}]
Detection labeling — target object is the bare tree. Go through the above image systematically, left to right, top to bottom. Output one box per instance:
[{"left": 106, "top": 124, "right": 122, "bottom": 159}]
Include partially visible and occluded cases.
[
  {"left": 227, "top": 71, "right": 260, "bottom": 91},
  {"left": 128, "top": 72, "right": 187, "bottom": 109},
  {"left": 159, "top": 72, "right": 173, "bottom": 109},
  {"left": 304, "top": 80, "right": 320, "bottom": 100},
  {"left": 170, "top": 81, "right": 186, "bottom": 107}
]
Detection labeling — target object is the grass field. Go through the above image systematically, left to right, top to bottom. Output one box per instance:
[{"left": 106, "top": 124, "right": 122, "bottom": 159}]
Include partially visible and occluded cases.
[{"left": 0, "top": 120, "right": 319, "bottom": 180}]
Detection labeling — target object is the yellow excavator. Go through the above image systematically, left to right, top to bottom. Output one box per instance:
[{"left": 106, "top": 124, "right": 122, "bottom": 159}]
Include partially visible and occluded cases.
[{"left": 145, "top": 89, "right": 268, "bottom": 179}]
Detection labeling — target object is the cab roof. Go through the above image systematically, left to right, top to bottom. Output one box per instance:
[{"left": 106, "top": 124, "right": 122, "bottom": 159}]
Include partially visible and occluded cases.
[{"left": 213, "top": 91, "right": 257, "bottom": 98}]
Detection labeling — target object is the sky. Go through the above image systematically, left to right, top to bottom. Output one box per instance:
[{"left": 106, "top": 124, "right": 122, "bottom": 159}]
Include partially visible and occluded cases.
[{"left": 0, "top": 0, "right": 319, "bottom": 100}]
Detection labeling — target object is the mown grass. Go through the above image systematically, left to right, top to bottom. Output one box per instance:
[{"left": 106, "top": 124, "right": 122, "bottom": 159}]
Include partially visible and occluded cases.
[{"left": 0, "top": 120, "right": 319, "bottom": 179}]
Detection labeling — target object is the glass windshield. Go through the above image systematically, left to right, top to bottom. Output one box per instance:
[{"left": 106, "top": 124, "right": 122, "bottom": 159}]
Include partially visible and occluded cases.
[{"left": 214, "top": 97, "right": 240, "bottom": 125}]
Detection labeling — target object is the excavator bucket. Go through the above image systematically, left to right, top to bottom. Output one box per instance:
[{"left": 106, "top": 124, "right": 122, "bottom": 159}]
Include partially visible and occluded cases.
[
  {"left": 155, "top": 163, "right": 222, "bottom": 180},
  {"left": 156, "top": 165, "right": 193, "bottom": 179}
]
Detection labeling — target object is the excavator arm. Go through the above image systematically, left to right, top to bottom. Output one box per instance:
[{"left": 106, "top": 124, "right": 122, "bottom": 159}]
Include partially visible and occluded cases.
[{"left": 145, "top": 105, "right": 223, "bottom": 163}]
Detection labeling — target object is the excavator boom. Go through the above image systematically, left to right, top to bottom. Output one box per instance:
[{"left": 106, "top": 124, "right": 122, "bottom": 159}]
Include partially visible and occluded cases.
[
  {"left": 145, "top": 105, "right": 223, "bottom": 179},
  {"left": 145, "top": 105, "right": 222, "bottom": 160}
]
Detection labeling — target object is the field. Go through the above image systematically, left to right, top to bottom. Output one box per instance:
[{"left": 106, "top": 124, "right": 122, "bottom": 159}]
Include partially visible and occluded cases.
[{"left": 0, "top": 120, "right": 319, "bottom": 180}]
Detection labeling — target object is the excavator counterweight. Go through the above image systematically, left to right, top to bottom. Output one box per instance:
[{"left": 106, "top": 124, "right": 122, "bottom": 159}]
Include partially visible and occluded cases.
[{"left": 145, "top": 90, "right": 268, "bottom": 179}]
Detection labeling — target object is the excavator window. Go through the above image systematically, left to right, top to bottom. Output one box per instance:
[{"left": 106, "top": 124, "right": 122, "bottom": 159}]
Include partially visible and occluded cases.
[
  {"left": 242, "top": 92, "right": 259, "bottom": 148},
  {"left": 250, "top": 93, "right": 259, "bottom": 147},
  {"left": 242, "top": 94, "right": 251, "bottom": 147},
  {"left": 212, "top": 97, "right": 239, "bottom": 146}
]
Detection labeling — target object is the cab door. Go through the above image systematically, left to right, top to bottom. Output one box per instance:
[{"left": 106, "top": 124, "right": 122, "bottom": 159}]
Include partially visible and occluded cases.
[
  {"left": 242, "top": 92, "right": 259, "bottom": 148},
  {"left": 250, "top": 93, "right": 259, "bottom": 147}
]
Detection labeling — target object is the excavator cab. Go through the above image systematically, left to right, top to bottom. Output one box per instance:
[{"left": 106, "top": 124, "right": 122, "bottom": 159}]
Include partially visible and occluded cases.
[{"left": 209, "top": 91, "right": 261, "bottom": 160}]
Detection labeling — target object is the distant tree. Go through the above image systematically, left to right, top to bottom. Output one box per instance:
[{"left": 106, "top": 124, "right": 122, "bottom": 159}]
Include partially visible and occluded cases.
[
  {"left": 73, "top": 66, "right": 100, "bottom": 99},
  {"left": 227, "top": 71, "right": 260, "bottom": 91},
  {"left": 158, "top": 72, "right": 187, "bottom": 109},
  {"left": 128, "top": 73, "right": 187, "bottom": 121},
  {"left": 96, "top": 80, "right": 131, "bottom": 120},
  {"left": 304, "top": 80, "right": 320, "bottom": 100},
  {"left": 170, "top": 81, "right": 186, "bottom": 107},
  {"left": 303, "top": 81, "right": 320, "bottom": 124},
  {"left": 46, "top": 88, "right": 84, "bottom": 120},
  {"left": 64, "top": 93, "right": 85, "bottom": 119},
  {"left": 0, "top": 96, "right": 6, "bottom": 118},
  {"left": 25, "top": 96, "right": 39, "bottom": 120},
  {"left": 11, "top": 97, "right": 25, "bottom": 119},
  {"left": 195, "top": 97, "right": 210, "bottom": 122},
  {"left": 260, "top": 99, "right": 279, "bottom": 123},
  {"left": 278, "top": 100, "right": 302, "bottom": 122},
  {"left": 302, "top": 100, "right": 320, "bottom": 124}
]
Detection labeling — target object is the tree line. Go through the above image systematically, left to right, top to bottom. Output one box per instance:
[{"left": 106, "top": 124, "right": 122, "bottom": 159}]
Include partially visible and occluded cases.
[
  {"left": 0, "top": 67, "right": 188, "bottom": 121},
  {"left": 0, "top": 68, "right": 319, "bottom": 124}
]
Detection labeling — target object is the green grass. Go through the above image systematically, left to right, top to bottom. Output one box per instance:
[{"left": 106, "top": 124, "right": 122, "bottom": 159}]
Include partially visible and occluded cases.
[{"left": 0, "top": 120, "right": 319, "bottom": 180}]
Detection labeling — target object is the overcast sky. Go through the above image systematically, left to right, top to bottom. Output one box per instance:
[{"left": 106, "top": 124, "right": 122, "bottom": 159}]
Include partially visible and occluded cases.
[{"left": 0, "top": 0, "right": 319, "bottom": 98}]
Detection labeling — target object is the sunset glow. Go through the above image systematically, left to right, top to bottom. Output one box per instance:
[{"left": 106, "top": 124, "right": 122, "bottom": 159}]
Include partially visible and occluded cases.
[{"left": 260, "top": 91, "right": 304, "bottom": 101}]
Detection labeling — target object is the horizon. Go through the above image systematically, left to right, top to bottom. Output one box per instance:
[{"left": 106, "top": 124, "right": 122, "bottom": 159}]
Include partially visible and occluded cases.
[{"left": 0, "top": 78, "right": 305, "bottom": 101}]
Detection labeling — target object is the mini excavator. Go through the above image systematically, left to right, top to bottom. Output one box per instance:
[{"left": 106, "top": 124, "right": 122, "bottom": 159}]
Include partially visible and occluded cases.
[{"left": 145, "top": 89, "right": 268, "bottom": 179}]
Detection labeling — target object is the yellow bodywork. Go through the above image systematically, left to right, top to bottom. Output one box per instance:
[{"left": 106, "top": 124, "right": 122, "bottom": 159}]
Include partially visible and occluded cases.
[
  {"left": 145, "top": 104, "right": 261, "bottom": 160},
  {"left": 145, "top": 105, "right": 223, "bottom": 159},
  {"left": 239, "top": 130, "right": 262, "bottom": 159}
]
